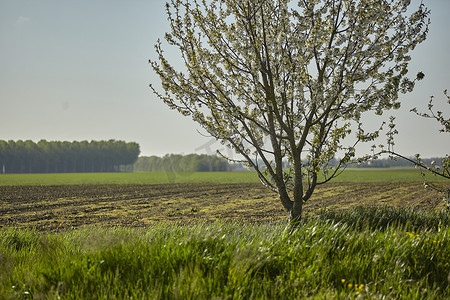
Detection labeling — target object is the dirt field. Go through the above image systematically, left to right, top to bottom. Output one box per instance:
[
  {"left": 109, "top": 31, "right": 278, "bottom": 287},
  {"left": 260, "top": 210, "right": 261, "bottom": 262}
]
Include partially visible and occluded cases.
[{"left": 0, "top": 182, "right": 447, "bottom": 231}]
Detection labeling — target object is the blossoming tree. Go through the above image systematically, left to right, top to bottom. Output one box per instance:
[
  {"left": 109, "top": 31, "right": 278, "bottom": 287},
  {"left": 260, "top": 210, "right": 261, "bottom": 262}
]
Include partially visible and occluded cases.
[{"left": 150, "top": 0, "right": 430, "bottom": 221}]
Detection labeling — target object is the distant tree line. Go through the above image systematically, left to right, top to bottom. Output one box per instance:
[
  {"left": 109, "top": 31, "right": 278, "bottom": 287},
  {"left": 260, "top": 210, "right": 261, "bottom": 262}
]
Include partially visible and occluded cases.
[
  {"left": 0, "top": 140, "right": 140, "bottom": 174},
  {"left": 130, "top": 154, "right": 445, "bottom": 173},
  {"left": 131, "top": 154, "right": 231, "bottom": 173},
  {"left": 260, "top": 156, "right": 444, "bottom": 170},
  {"left": 352, "top": 157, "right": 445, "bottom": 168}
]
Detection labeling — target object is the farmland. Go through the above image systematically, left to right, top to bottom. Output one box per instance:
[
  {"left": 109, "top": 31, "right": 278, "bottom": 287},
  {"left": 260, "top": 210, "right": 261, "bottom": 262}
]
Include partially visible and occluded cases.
[
  {"left": 0, "top": 168, "right": 448, "bottom": 186},
  {"left": 0, "top": 169, "right": 448, "bottom": 231},
  {"left": 1, "top": 170, "right": 449, "bottom": 299},
  {"left": 0, "top": 181, "right": 448, "bottom": 232}
]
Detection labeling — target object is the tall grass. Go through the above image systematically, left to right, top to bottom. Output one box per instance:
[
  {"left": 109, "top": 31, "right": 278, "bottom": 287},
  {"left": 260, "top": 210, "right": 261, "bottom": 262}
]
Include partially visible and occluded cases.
[
  {"left": 317, "top": 205, "right": 450, "bottom": 231},
  {"left": 1, "top": 206, "right": 449, "bottom": 299}
]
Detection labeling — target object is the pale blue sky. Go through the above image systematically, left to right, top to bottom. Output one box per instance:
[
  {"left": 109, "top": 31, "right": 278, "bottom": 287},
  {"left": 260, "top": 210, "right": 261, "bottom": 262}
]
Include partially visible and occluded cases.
[{"left": 0, "top": 0, "right": 449, "bottom": 158}]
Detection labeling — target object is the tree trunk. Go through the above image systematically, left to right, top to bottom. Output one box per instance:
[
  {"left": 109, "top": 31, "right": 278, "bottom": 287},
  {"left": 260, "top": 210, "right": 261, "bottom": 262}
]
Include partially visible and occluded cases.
[
  {"left": 289, "top": 162, "right": 304, "bottom": 223},
  {"left": 278, "top": 185, "right": 303, "bottom": 223},
  {"left": 289, "top": 199, "right": 303, "bottom": 223}
]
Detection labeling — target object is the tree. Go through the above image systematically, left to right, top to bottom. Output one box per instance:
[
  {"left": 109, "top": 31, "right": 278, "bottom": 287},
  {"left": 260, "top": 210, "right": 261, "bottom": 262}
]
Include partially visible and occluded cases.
[
  {"left": 150, "top": 0, "right": 430, "bottom": 221},
  {"left": 384, "top": 90, "right": 449, "bottom": 209},
  {"left": 0, "top": 140, "right": 10, "bottom": 174}
]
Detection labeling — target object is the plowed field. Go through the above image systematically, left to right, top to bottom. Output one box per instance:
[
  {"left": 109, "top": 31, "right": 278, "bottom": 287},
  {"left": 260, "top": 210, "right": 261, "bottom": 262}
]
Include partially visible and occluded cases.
[{"left": 0, "top": 182, "right": 447, "bottom": 231}]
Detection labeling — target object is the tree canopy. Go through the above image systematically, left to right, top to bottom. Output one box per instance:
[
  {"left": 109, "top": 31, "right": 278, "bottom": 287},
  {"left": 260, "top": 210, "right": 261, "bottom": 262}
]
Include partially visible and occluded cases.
[{"left": 150, "top": 0, "right": 430, "bottom": 221}]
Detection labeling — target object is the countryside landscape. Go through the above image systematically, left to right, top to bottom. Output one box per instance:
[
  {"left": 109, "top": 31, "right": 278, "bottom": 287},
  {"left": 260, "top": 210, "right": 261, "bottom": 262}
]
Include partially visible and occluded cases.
[
  {"left": 2, "top": 0, "right": 450, "bottom": 299},
  {"left": 1, "top": 165, "right": 449, "bottom": 298},
  {"left": 0, "top": 169, "right": 449, "bottom": 231}
]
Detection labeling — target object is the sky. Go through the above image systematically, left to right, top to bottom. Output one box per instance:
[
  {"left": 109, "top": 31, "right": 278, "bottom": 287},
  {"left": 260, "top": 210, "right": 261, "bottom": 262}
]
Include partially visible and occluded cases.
[{"left": 0, "top": 0, "right": 449, "bottom": 158}]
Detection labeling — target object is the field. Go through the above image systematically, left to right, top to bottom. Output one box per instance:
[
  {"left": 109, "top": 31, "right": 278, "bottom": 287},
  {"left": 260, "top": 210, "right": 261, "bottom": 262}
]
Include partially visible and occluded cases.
[
  {"left": 0, "top": 168, "right": 448, "bottom": 186},
  {"left": 0, "top": 169, "right": 448, "bottom": 231},
  {"left": 1, "top": 170, "right": 449, "bottom": 299},
  {"left": 0, "top": 181, "right": 448, "bottom": 232}
]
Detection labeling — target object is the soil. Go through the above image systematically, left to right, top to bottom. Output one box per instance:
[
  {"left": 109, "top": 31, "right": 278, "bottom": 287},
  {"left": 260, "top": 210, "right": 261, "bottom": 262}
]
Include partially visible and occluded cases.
[{"left": 0, "top": 182, "right": 447, "bottom": 231}]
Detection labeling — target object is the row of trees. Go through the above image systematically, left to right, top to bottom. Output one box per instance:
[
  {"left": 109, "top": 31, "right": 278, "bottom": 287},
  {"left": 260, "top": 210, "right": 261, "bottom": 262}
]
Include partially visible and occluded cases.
[
  {"left": 0, "top": 140, "right": 140, "bottom": 174},
  {"left": 131, "top": 154, "right": 231, "bottom": 173},
  {"left": 131, "top": 154, "right": 446, "bottom": 173},
  {"left": 353, "top": 157, "right": 445, "bottom": 169}
]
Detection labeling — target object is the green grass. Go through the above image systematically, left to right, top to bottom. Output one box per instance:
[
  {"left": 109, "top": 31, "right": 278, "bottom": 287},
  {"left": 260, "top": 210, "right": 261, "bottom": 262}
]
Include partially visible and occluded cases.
[
  {"left": 334, "top": 167, "right": 447, "bottom": 183},
  {"left": 0, "top": 168, "right": 446, "bottom": 186},
  {"left": 0, "top": 172, "right": 260, "bottom": 186},
  {"left": 1, "top": 206, "right": 449, "bottom": 299}
]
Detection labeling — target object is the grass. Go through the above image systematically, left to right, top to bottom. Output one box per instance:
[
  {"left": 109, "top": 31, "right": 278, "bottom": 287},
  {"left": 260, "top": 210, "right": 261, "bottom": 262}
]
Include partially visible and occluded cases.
[
  {"left": 0, "top": 168, "right": 446, "bottom": 186},
  {"left": 1, "top": 169, "right": 448, "bottom": 298},
  {"left": 0, "top": 172, "right": 260, "bottom": 186},
  {"left": 1, "top": 206, "right": 449, "bottom": 299}
]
